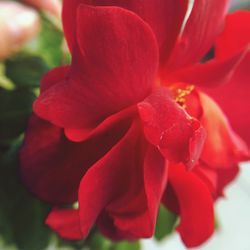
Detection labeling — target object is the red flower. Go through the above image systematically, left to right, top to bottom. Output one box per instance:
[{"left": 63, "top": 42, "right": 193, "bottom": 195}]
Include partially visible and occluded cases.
[
  {"left": 20, "top": 1, "right": 250, "bottom": 248},
  {"left": 204, "top": 11, "right": 250, "bottom": 147}
]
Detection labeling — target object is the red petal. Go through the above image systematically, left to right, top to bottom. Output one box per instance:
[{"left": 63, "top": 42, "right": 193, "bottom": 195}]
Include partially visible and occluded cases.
[
  {"left": 62, "top": 0, "right": 80, "bottom": 53},
  {"left": 63, "top": 0, "right": 188, "bottom": 64},
  {"left": 165, "top": 0, "right": 230, "bottom": 71},
  {"left": 34, "top": 5, "right": 158, "bottom": 130},
  {"left": 163, "top": 11, "right": 250, "bottom": 87},
  {"left": 203, "top": 11, "right": 250, "bottom": 146},
  {"left": 215, "top": 11, "right": 250, "bottom": 59},
  {"left": 164, "top": 48, "right": 247, "bottom": 87},
  {"left": 40, "top": 65, "right": 70, "bottom": 93},
  {"left": 138, "top": 88, "right": 205, "bottom": 168},
  {"left": 184, "top": 88, "right": 203, "bottom": 119},
  {"left": 199, "top": 93, "right": 249, "bottom": 168},
  {"left": 64, "top": 106, "right": 136, "bottom": 142},
  {"left": 20, "top": 114, "right": 129, "bottom": 204},
  {"left": 78, "top": 121, "right": 167, "bottom": 239},
  {"left": 78, "top": 121, "right": 142, "bottom": 237},
  {"left": 99, "top": 144, "right": 167, "bottom": 240},
  {"left": 143, "top": 144, "right": 168, "bottom": 228},
  {"left": 164, "top": 163, "right": 214, "bottom": 247},
  {"left": 193, "top": 163, "right": 218, "bottom": 198},
  {"left": 195, "top": 163, "right": 239, "bottom": 199},
  {"left": 216, "top": 165, "right": 239, "bottom": 197},
  {"left": 162, "top": 182, "right": 179, "bottom": 214},
  {"left": 46, "top": 208, "right": 82, "bottom": 240}
]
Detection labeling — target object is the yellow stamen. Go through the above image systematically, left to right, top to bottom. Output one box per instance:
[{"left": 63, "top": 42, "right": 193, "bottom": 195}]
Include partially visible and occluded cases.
[{"left": 175, "top": 85, "right": 194, "bottom": 108}]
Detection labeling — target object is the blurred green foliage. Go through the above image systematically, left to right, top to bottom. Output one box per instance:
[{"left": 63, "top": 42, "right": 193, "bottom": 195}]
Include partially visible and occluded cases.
[
  {"left": 34, "top": 15, "right": 66, "bottom": 67},
  {"left": 5, "top": 54, "right": 49, "bottom": 89},
  {"left": 0, "top": 89, "right": 36, "bottom": 142},
  {"left": 0, "top": 140, "right": 51, "bottom": 250},
  {"left": 154, "top": 205, "right": 178, "bottom": 241}
]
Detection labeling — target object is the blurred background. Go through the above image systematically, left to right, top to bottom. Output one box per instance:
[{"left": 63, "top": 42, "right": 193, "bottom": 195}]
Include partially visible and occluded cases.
[
  {"left": 0, "top": 0, "right": 249, "bottom": 250},
  {"left": 231, "top": 0, "right": 250, "bottom": 10}
]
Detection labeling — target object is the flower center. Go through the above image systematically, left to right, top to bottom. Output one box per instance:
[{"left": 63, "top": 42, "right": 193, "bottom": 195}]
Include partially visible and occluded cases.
[{"left": 175, "top": 85, "right": 194, "bottom": 108}]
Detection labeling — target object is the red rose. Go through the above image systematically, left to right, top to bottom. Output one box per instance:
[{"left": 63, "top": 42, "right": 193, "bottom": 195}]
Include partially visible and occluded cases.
[{"left": 20, "top": 1, "right": 250, "bottom": 247}]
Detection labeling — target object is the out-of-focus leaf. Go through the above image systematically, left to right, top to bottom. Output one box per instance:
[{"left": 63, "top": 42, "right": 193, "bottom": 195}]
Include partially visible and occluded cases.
[
  {"left": 230, "top": 0, "right": 250, "bottom": 11},
  {"left": 24, "top": 14, "right": 70, "bottom": 68},
  {"left": 38, "top": 15, "right": 64, "bottom": 67},
  {"left": 5, "top": 54, "right": 48, "bottom": 89},
  {"left": 0, "top": 64, "right": 15, "bottom": 90},
  {"left": 0, "top": 88, "right": 35, "bottom": 142},
  {"left": 0, "top": 140, "right": 51, "bottom": 250},
  {"left": 154, "top": 205, "right": 178, "bottom": 241},
  {"left": 215, "top": 214, "right": 220, "bottom": 230},
  {"left": 85, "top": 230, "right": 141, "bottom": 250},
  {"left": 87, "top": 232, "right": 113, "bottom": 250},
  {"left": 0, "top": 236, "right": 16, "bottom": 250},
  {"left": 56, "top": 237, "right": 87, "bottom": 250},
  {"left": 111, "top": 241, "right": 141, "bottom": 250}
]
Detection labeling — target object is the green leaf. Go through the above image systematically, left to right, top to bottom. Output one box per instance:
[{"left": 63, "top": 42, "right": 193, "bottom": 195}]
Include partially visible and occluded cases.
[
  {"left": 24, "top": 14, "right": 70, "bottom": 68},
  {"left": 24, "top": 15, "right": 65, "bottom": 68},
  {"left": 38, "top": 15, "right": 64, "bottom": 67},
  {"left": 5, "top": 54, "right": 49, "bottom": 89},
  {"left": 0, "top": 64, "right": 15, "bottom": 90},
  {"left": 0, "top": 88, "right": 35, "bottom": 142},
  {"left": 0, "top": 141, "right": 51, "bottom": 250},
  {"left": 154, "top": 205, "right": 178, "bottom": 241},
  {"left": 215, "top": 214, "right": 220, "bottom": 230},
  {"left": 84, "top": 230, "right": 141, "bottom": 250},
  {"left": 87, "top": 232, "right": 113, "bottom": 250},
  {"left": 0, "top": 236, "right": 16, "bottom": 250},
  {"left": 56, "top": 236, "right": 87, "bottom": 250},
  {"left": 111, "top": 241, "right": 141, "bottom": 250}
]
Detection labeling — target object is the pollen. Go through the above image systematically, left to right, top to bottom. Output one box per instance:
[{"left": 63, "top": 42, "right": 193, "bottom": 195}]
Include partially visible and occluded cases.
[{"left": 175, "top": 85, "right": 194, "bottom": 108}]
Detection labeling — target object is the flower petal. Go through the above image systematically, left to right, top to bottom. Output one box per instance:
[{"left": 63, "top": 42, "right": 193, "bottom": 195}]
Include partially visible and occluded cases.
[
  {"left": 62, "top": 0, "right": 188, "bottom": 64},
  {"left": 165, "top": 0, "right": 230, "bottom": 71},
  {"left": 34, "top": 5, "right": 158, "bottom": 130},
  {"left": 164, "top": 11, "right": 250, "bottom": 87},
  {"left": 203, "top": 11, "right": 250, "bottom": 146},
  {"left": 215, "top": 11, "right": 250, "bottom": 60},
  {"left": 164, "top": 48, "right": 247, "bottom": 87},
  {"left": 40, "top": 65, "right": 70, "bottom": 93},
  {"left": 138, "top": 88, "right": 205, "bottom": 168},
  {"left": 199, "top": 93, "right": 249, "bottom": 168},
  {"left": 64, "top": 106, "right": 136, "bottom": 142},
  {"left": 20, "top": 114, "right": 129, "bottom": 204},
  {"left": 78, "top": 120, "right": 167, "bottom": 239},
  {"left": 78, "top": 121, "right": 141, "bottom": 237},
  {"left": 98, "top": 144, "right": 167, "bottom": 240},
  {"left": 143, "top": 144, "right": 168, "bottom": 229},
  {"left": 163, "top": 163, "right": 214, "bottom": 247},
  {"left": 195, "top": 163, "right": 239, "bottom": 199},
  {"left": 216, "top": 165, "right": 239, "bottom": 197},
  {"left": 46, "top": 208, "right": 82, "bottom": 240}
]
